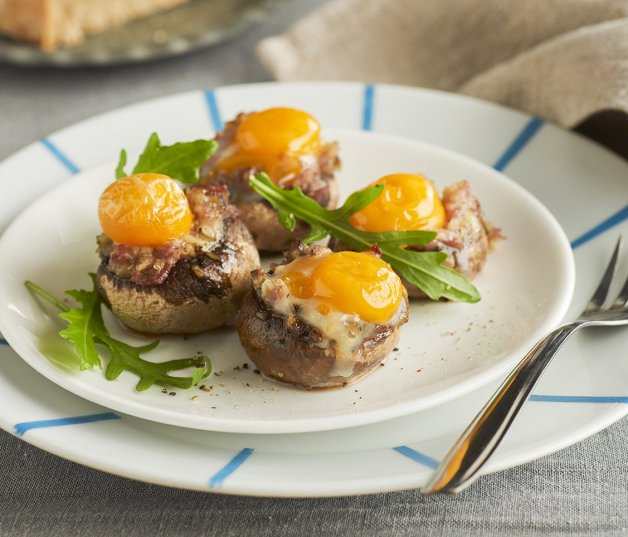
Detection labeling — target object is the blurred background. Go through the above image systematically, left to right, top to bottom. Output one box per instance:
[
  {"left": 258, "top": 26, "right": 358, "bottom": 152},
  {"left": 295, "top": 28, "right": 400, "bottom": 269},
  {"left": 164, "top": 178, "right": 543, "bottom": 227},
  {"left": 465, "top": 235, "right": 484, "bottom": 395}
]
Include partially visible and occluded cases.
[
  {"left": 0, "top": 0, "right": 626, "bottom": 161},
  {"left": 0, "top": 0, "right": 322, "bottom": 160}
]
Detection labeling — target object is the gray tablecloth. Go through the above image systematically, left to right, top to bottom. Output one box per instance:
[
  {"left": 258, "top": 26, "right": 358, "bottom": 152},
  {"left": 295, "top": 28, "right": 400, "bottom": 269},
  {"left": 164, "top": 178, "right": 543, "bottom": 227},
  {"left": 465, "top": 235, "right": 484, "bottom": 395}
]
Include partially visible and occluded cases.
[{"left": 1, "top": 2, "right": 627, "bottom": 535}]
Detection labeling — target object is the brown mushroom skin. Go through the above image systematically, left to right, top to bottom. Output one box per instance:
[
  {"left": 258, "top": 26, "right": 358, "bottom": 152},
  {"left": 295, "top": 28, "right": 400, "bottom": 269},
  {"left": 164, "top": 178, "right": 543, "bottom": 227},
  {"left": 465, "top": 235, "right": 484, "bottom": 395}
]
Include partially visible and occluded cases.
[
  {"left": 201, "top": 112, "right": 341, "bottom": 253},
  {"left": 96, "top": 185, "right": 260, "bottom": 335},
  {"left": 234, "top": 201, "right": 311, "bottom": 254},
  {"left": 236, "top": 244, "right": 409, "bottom": 389}
]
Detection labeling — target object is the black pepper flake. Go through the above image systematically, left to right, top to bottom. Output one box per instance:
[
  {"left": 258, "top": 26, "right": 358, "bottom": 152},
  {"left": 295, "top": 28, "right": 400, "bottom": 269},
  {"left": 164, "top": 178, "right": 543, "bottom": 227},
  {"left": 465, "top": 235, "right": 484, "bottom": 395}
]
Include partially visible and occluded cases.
[
  {"left": 393, "top": 347, "right": 399, "bottom": 352},
  {"left": 242, "top": 363, "right": 249, "bottom": 370},
  {"left": 380, "top": 363, "right": 385, "bottom": 367},
  {"left": 233, "top": 366, "right": 241, "bottom": 371},
  {"left": 254, "top": 369, "right": 261, "bottom": 375},
  {"left": 161, "top": 388, "right": 168, "bottom": 394},
  {"left": 169, "top": 391, "right": 176, "bottom": 396}
]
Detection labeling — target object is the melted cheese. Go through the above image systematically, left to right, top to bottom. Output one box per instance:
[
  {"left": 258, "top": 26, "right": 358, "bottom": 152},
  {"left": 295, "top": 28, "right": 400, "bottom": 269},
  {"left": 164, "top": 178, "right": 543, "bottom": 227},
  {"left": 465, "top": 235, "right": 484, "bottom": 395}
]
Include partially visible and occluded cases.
[{"left": 260, "top": 256, "right": 406, "bottom": 378}]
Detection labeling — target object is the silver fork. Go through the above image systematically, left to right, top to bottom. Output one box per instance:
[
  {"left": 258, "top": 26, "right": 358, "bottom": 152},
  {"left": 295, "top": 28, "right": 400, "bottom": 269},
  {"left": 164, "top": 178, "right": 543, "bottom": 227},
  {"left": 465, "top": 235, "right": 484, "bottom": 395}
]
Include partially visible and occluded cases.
[{"left": 422, "top": 236, "right": 628, "bottom": 495}]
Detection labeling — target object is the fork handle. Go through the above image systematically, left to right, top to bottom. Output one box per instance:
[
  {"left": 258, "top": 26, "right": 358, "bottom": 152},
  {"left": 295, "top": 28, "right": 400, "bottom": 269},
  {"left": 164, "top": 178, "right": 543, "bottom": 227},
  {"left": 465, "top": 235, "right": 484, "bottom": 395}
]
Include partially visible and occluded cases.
[{"left": 422, "top": 322, "right": 582, "bottom": 495}]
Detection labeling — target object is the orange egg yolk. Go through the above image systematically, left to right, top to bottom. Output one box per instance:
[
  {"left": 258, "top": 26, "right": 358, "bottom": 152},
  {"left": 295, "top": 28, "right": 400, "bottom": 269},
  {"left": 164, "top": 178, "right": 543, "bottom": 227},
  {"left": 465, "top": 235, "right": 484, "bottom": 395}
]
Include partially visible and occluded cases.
[
  {"left": 216, "top": 107, "right": 321, "bottom": 183},
  {"left": 98, "top": 173, "right": 193, "bottom": 246},
  {"left": 349, "top": 173, "right": 446, "bottom": 232},
  {"left": 280, "top": 251, "right": 403, "bottom": 323}
]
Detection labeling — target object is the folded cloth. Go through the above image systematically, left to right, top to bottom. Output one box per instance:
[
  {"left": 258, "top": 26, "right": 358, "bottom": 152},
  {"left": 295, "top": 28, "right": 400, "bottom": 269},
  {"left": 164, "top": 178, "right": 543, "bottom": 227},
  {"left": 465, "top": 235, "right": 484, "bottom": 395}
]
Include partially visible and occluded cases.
[{"left": 257, "top": 0, "right": 628, "bottom": 157}]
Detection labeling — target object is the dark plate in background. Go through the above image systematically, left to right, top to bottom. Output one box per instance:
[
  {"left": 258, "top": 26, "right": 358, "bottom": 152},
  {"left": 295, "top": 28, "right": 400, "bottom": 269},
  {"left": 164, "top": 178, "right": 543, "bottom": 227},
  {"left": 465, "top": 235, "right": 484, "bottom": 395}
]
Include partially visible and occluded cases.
[{"left": 0, "top": 0, "right": 285, "bottom": 67}]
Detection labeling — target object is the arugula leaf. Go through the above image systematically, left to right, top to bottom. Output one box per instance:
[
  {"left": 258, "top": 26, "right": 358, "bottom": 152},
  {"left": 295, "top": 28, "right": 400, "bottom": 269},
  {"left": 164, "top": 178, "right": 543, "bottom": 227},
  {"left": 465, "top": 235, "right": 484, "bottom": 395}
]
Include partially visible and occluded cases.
[
  {"left": 115, "top": 132, "right": 217, "bottom": 184},
  {"left": 115, "top": 149, "right": 127, "bottom": 180},
  {"left": 249, "top": 173, "right": 480, "bottom": 303},
  {"left": 25, "top": 277, "right": 211, "bottom": 391},
  {"left": 59, "top": 288, "right": 103, "bottom": 371},
  {"left": 98, "top": 337, "right": 210, "bottom": 391}
]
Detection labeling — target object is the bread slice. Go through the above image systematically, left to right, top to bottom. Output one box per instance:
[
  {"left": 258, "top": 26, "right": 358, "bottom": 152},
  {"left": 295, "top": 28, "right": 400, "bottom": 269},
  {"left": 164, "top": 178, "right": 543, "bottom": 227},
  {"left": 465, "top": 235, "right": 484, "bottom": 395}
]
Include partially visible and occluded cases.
[{"left": 0, "top": 0, "right": 189, "bottom": 50}]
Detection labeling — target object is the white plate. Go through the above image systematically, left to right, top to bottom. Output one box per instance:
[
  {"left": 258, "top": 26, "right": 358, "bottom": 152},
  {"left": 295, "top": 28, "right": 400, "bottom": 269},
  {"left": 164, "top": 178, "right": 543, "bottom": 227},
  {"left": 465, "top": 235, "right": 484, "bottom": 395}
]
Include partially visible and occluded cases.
[
  {"left": 0, "top": 82, "right": 626, "bottom": 496},
  {"left": 0, "top": 128, "right": 574, "bottom": 433}
]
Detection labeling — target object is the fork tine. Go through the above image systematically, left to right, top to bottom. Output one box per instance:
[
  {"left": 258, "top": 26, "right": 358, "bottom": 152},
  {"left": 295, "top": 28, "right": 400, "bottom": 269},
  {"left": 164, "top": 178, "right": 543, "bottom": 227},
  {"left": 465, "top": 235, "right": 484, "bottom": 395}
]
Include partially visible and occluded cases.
[
  {"left": 584, "top": 236, "right": 623, "bottom": 312},
  {"left": 614, "top": 265, "right": 628, "bottom": 309}
]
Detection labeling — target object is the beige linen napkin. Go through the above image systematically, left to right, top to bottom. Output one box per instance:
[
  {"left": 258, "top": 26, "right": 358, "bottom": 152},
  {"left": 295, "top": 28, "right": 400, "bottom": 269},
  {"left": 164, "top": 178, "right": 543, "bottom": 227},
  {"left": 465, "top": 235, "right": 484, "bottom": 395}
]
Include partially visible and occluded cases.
[{"left": 258, "top": 0, "right": 628, "bottom": 155}]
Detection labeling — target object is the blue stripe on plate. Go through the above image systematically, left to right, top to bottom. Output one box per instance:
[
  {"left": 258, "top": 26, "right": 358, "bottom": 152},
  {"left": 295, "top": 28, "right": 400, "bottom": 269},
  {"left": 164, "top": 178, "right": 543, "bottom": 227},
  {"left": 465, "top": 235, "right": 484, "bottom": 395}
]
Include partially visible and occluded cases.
[
  {"left": 362, "top": 84, "right": 375, "bottom": 131},
  {"left": 204, "top": 89, "right": 224, "bottom": 132},
  {"left": 492, "top": 117, "right": 544, "bottom": 172},
  {"left": 40, "top": 138, "right": 80, "bottom": 174},
  {"left": 570, "top": 205, "right": 628, "bottom": 250},
  {"left": 0, "top": 338, "right": 8, "bottom": 345},
  {"left": 530, "top": 394, "right": 628, "bottom": 404},
  {"left": 14, "top": 412, "right": 120, "bottom": 436},
  {"left": 393, "top": 445, "right": 439, "bottom": 469},
  {"left": 208, "top": 448, "right": 254, "bottom": 488}
]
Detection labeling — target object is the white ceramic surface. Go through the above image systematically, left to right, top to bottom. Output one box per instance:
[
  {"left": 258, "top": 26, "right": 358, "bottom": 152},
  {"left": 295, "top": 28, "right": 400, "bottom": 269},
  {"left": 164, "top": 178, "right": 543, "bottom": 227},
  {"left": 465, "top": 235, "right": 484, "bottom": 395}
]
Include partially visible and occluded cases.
[
  {"left": 0, "top": 82, "right": 626, "bottom": 497},
  {"left": 0, "top": 129, "right": 574, "bottom": 433}
]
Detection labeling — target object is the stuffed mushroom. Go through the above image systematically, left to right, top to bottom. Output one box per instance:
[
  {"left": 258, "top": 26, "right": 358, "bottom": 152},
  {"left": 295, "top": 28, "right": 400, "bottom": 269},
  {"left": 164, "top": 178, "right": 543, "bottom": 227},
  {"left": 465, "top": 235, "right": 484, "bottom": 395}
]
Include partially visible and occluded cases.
[
  {"left": 201, "top": 107, "right": 340, "bottom": 252},
  {"left": 96, "top": 173, "right": 260, "bottom": 335},
  {"left": 332, "top": 173, "right": 501, "bottom": 297},
  {"left": 236, "top": 243, "right": 409, "bottom": 389}
]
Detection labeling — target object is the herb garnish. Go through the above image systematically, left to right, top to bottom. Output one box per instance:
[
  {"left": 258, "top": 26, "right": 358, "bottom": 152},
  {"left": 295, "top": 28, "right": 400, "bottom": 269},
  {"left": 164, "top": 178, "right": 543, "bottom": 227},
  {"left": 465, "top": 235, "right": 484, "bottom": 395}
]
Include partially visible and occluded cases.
[
  {"left": 115, "top": 132, "right": 216, "bottom": 184},
  {"left": 249, "top": 173, "right": 480, "bottom": 303},
  {"left": 25, "top": 276, "right": 211, "bottom": 391}
]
